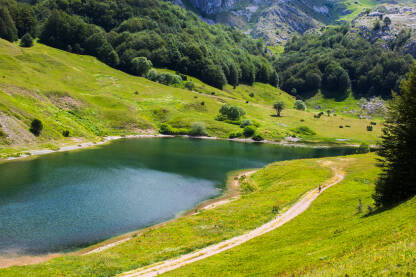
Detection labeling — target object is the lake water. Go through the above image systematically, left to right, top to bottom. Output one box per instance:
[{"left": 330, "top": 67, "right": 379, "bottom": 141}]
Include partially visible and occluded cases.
[{"left": 0, "top": 138, "right": 356, "bottom": 256}]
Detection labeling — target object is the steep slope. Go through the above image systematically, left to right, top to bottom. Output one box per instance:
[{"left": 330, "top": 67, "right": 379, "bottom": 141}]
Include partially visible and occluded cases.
[{"left": 168, "top": 0, "right": 380, "bottom": 44}]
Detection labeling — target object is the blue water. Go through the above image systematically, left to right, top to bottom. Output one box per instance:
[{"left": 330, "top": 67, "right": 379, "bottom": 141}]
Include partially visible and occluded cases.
[{"left": 0, "top": 137, "right": 356, "bottom": 256}]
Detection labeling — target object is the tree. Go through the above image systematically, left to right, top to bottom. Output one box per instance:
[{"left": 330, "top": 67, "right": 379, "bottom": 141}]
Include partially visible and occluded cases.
[
  {"left": 0, "top": 6, "right": 18, "bottom": 42},
  {"left": 383, "top": 16, "right": 391, "bottom": 27},
  {"left": 373, "top": 20, "right": 381, "bottom": 31},
  {"left": 20, "top": 33, "right": 33, "bottom": 47},
  {"left": 131, "top": 57, "right": 152, "bottom": 76},
  {"left": 373, "top": 63, "right": 416, "bottom": 207},
  {"left": 294, "top": 100, "right": 306, "bottom": 111},
  {"left": 274, "top": 101, "right": 285, "bottom": 117},
  {"left": 219, "top": 104, "right": 245, "bottom": 120},
  {"left": 29, "top": 119, "right": 43, "bottom": 136},
  {"left": 243, "top": 126, "right": 255, "bottom": 137}
]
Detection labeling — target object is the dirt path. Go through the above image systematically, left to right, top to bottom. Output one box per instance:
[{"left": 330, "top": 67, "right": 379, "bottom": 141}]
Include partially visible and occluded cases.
[{"left": 119, "top": 165, "right": 345, "bottom": 277}]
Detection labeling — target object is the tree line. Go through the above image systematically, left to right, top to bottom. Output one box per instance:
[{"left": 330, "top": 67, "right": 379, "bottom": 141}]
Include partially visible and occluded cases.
[
  {"left": 0, "top": 0, "right": 278, "bottom": 89},
  {"left": 276, "top": 24, "right": 414, "bottom": 100}
]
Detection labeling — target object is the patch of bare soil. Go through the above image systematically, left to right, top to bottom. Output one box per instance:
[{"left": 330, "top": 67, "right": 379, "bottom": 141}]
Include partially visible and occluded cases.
[
  {"left": 0, "top": 84, "right": 43, "bottom": 101},
  {"left": 0, "top": 112, "right": 34, "bottom": 145}
]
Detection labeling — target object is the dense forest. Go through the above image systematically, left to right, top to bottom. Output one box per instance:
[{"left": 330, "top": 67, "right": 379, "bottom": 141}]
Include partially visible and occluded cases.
[
  {"left": 0, "top": 0, "right": 278, "bottom": 89},
  {"left": 276, "top": 24, "right": 414, "bottom": 99}
]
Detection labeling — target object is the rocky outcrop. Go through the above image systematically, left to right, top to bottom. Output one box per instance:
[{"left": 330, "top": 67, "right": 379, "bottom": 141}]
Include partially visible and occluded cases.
[
  {"left": 167, "top": 0, "right": 353, "bottom": 44},
  {"left": 352, "top": 4, "right": 416, "bottom": 57}
]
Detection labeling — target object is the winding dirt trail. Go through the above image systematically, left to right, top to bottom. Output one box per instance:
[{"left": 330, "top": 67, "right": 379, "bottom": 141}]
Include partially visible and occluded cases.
[{"left": 119, "top": 165, "right": 345, "bottom": 277}]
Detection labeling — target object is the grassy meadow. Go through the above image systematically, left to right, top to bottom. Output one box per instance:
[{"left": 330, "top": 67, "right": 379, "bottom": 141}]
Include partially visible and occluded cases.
[
  {"left": 0, "top": 38, "right": 382, "bottom": 158},
  {"left": 164, "top": 153, "right": 416, "bottom": 276}
]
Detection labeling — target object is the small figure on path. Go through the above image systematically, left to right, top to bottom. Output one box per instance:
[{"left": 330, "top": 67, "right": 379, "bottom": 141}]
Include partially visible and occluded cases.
[{"left": 318, "top": 185, "right": 322, "bottom": 193}]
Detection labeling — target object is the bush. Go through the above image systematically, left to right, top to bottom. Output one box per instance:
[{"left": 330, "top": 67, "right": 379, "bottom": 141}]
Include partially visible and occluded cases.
[
  {"left": 20, "top": 33, "right": 34, "bottom": 47},
  {"left": 131, "top": 57, "right": 152, "bottom": 76},
  {"left": 146, "top": 70, "right": 182, "bottom": 86},
  {"left": 185, "top": 81, "right": 195, "bottom": 91},
  {"left": 249, "top": 93, "right": 254, "bottom": 97},
  {"left": 294, "top": 100, "right": 307, "bottom": 111},
  {"left": 219, "top": 104, "right": 246, "bottom": 121},
  {"left": 29, "top": 119, "right": 43, "bottom": 136},
  {"left": 240, "top": 119, "right": 252, "bottom": 128},
  {"left": 370, "top": 121, "right": 377, "bottom": 125},
  {"left": 189, "top": 122, "right": 207, "bottom": 136},
  {"left": 159, "top": 124, "right": 188, "bottom": 135},
  {"left": 339, "top": 125, "right": 344, "bottom": 128},
  {"left": 367, "top": 125, "right": 373, "bottom": 131},
  {"left": 243, "top": 126, "right": 255, "bottom": 137},
  {"left": 292, "top": 126, "right": 316, "bottom": 135},
  {"left": 62, "top": 130, "right": 70, "bottom": 137},
  {"left": 229, "top": 132, "right": 243, "bottom": 139},
  {"left": 252, "top": 134, "right": 264, "bottom": 141},
  {"left": 357, "top": 143, "right": 370, "bottom": 154}
]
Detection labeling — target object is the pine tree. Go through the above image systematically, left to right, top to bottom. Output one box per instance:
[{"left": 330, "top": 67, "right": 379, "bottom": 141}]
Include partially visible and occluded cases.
[
  {"left": 0, "top": 6, "right": 18, "bottom": 42},
  {"left": 373, "top": 63, "right": 416, "bottom": 207}
]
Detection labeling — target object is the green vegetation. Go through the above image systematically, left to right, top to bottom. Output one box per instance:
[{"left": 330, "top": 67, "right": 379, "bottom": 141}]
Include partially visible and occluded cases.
[
  {"left": 0, "top": 0, "right": 277, "bottom": 90},
  {"left": 276, "top": 24, "right": 414, "bottom": 99},
  {"left": 19, "top": 33, "right": 33, "bottom": 48},
  {"left": 0, "top": 38, "right": 383, "bottom": 158},
  {"left": 374, "top": 63, "right": 416, "bottom": 207},
  {"left": 273, "top": 101, "right": 285, "bottom": 117},
  {"left": 29, "top": 119, "right": 42, "bottom": 137},
  {"left": 164, "top": 154, "right": 416, "bottom": 276},
  {"left": 0, "top": 156, "right": 334, "bottom": 276}
]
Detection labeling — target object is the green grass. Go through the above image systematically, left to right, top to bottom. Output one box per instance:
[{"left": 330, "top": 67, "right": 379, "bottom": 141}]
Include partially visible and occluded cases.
[
  {"left": 339, "top": 0, "right": 380, "bottom": 22},
  {"left": 0, "top": 38, "right": 382, "bottom": 159},
  {"left": 164, "top": 154, "right": 416, "bottom": 276},
  {"left": 0, "top": 157, "right": 333, "bottom": 276}
]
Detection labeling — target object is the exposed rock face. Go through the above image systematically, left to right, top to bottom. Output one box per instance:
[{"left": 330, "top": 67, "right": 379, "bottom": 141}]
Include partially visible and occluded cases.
[
  {"left": 167, "top": 0, "right": 348, "bottom": 44},
  {"left": 352, "top": 4, "right": 416, "bottom": 57}
]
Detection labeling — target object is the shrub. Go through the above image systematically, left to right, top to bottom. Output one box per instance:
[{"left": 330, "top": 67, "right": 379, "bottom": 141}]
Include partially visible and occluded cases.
[
  {"left": 20, "top": 33, "right": 34, "bottom": 47},
  {"left": 131, "top": 57, "right": 152, "bottom": 76},
  {"left": 146, "top": 70, "right": 182, "bottom": 86},
  {"left": 185, "top": 81, "right": 195, "bottom": 91},
  {"left": 249, "top": 93, "right": 254, "bottom": 97},
  {"left": 294, "top": 100, "right": 306, "bottom": 111},
  {"left": 219, "top": 104, "right": 246, "bottom": 121},
  {"left": 29, "top": 119, "right": 43, "bottom": 136},
  {"left": 240, "top": 119, "right": 252, "bottom": 128},
  {"left": 370, "top": 121, "right": 377, "bottom": 125},
  {"left": 189, "top": 122, "right": 207, "bottom": 136},
  {"left": 159, "top": 124, "right": 188, "bottom": 135},
  {"left": 339, "top": 125, "right": 344, "bottom": 128},
  {"left": 367, "top": 125, "right": 373, "bottom": 131},
  {"left": 243, "top": 126, "right": 255, "bottom": 137},
  {"left": 292, "top": 126, "right": 316, "bottom": 136},
  {"left": 62, "top": 130, "right": 70, "bottom": 137},
  {"left": 228, "top": 132, "right": 242, "bottom": 139},
  {"left": 252, "top": 134, "right": 264, "bottom": 141},
  {"left": 357, "top": 143, "right": 370, "bottom": 154},
  {"left": 272, "top": 206, "right": 279, "bottom": 214}
]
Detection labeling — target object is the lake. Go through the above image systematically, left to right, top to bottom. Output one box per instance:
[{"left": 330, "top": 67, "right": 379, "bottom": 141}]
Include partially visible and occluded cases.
[{"left": 0, "top": 138, "right": 356, "bottom": 256}]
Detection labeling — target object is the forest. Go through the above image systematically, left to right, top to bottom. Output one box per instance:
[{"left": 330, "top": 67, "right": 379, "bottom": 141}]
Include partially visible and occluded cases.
[
  {"left": 0, "top": 0, "right": 278, "bottom": 89},
  {"left": 276, "top": 24, "right": 414, "bottom": 99}
]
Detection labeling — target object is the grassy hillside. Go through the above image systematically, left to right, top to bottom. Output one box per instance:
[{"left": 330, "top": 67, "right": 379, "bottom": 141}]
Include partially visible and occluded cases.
[
  {"left": 0, "top": 38, "right": 382, "bottom": 158},
  {"left": 162, "top": 153, "right": 416, "bottom": 276},
  {"left": 2, "top": 154, "right": 414, "bottom": 276}
]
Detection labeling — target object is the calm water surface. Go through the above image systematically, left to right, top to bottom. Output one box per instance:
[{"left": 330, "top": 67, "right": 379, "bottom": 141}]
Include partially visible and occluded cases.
[{"left": 0, "top": 138, "right": 356, "bottom": 256}]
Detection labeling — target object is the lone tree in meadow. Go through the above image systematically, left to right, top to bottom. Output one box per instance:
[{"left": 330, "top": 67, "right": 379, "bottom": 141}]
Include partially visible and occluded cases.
[
  {"left": 373, "top": 63, "right": 416, "bottom": 207},
  {"left": 274, "top": 101, "right": 285, "bottom": 117},
  {"left": 29, "top": 119, "right": 43, "bottom": 136}
]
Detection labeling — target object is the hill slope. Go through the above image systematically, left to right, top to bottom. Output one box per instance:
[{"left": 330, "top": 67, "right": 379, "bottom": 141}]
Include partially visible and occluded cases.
[{"left": 0, "top": 39, "right": 385, "bottom": 158}]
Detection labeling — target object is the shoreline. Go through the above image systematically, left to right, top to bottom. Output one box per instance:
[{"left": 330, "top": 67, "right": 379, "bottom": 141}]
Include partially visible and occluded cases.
[
  {"left": 0, "top": 133, "right": 361, "bottom": 164},
  {"left": 0, "top": 168, "right": 257, "bottom": 269}
]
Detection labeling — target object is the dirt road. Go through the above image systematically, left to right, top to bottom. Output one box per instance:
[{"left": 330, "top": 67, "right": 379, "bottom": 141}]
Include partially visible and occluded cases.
[{"left": 119, "top": 165, "right": 345, "bottom": 277}]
